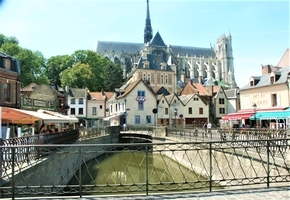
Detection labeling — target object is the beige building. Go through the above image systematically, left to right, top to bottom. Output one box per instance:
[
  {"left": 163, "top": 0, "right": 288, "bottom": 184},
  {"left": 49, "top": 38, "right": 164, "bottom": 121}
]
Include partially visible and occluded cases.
[
  {"left": 222, "top": 48, "right": 290, "bottom": 128},
  {"left": 106, "top": 78, "right": 157, "bottom": 127},
  {"left": 87, "top": 91, "right": 114, "bottom": 128},
  {"left": 157, "top": 93, "right": 184, "bottom": 127}
]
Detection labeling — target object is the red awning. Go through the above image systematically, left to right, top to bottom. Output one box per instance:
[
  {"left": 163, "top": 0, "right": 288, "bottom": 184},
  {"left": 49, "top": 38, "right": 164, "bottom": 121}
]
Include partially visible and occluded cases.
[{"left": 222, "top": 113, "right": 254, "bottom": 120}]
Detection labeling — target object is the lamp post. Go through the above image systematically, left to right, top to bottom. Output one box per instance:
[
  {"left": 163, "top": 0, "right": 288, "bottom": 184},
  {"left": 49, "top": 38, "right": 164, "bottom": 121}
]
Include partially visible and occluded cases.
[
  {"left": 253, "top": 103, "right": 257, "bottom": 128},
  {"left": 174, "top": 108, "right": 177, "bottom": 127}
]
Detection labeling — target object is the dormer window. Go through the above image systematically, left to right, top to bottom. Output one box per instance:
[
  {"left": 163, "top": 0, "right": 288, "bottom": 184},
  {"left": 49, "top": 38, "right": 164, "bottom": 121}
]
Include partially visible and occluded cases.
[
  {"left": 270, "top": 76, "right": 274, "bottom": 84},
  {"left": 250, "top": 80, "right": 254, "bottom": 86}
]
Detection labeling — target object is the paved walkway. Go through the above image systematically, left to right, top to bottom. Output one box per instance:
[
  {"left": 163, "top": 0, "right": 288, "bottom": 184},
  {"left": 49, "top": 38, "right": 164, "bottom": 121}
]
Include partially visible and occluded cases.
[
  {"left": 16, "top": 186, "right": 288, "bottom": 200},
  {"left": 79, "top": 187, "right": 290, "bottom": 200}
]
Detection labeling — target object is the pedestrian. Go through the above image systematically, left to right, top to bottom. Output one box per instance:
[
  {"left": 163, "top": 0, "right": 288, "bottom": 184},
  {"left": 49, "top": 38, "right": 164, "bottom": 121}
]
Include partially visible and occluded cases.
[
  {"left": 203, "top": 122, "right": 207, "bottom": 136},
  {"left": 207, "top": 122, "right": 212, "bottom": 135},
  {"left": 123, "top": 123, "right": 127, "bottom": 131}
]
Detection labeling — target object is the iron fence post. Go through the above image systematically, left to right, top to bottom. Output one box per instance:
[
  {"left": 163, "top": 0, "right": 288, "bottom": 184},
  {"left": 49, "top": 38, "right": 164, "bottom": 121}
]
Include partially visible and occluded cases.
[
  {"left": 267, "top": 140, "right": 270, "bottom": 188},
  {"left": 209, "top": 143, "right": 212, "bottom": 192},
  {"left": 146, "top": 144, "right": 149, "bottom": 196},
  {"left": 78, "top": 146, "right": 82, "bottom": 198},
  {"left": 12, "top": 147, "right": 15, "bottom": 200}
]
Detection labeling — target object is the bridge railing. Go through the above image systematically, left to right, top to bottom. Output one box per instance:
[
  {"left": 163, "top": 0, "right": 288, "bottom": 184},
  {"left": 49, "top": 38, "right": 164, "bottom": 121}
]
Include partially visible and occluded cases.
[
  {"left": 166, "top": 127, "right": 289, "bottom": 141},
  {"left": 0, "top": 139, "right": 289, "bottom": 199}
]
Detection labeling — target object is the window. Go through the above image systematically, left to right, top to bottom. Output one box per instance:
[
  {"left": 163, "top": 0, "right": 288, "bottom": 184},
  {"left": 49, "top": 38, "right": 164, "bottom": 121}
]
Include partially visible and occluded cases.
[
  {"left": 4, "top": 58, "right": 10, "bottom": 70},
  {"left": 143, "top": 73, "right": 146, "bottom": 81},
  {"left": 147, "top": 74, "right": 151, "bottom": 83},
  {"left": 160, "top": 75, "right": 163, "bottom": 84},
  {"left": 165, "top": 75, "right": 168, "bottom": 84},
  {"left": 270, "top": 76, "right": 274, "bottom": 84},
  {"left": 250, "top": 81, "right": 254, "bottom": 86},
  {"left": 4, "top": 83, "right": 10, "bottom": 101},
  {"left": 137, "top": 90, "right": 145, "bottom": 97},
  {"left": 271, "top": 93, "right": 277, "bottom": 106},
  {"left": 193, "top": 97, "right": 199, "bottom": 101},
  {"left": 71, "top": 98, "right": 76, "bottom": 104},
  {"left": 79, "top": 98, "right": 84, "bottom": 104},
  {"left": 219, "top": 98, "right": 225, "bottom": 104},
  {"left": 174, "top": 99, "right": 176, "bottom": 103},
  {"left": 162, "top": 100, "right": 164, "bottom": 103},
  {"left": 138, "top": 101, "right": 144, "bottom": 110},
  {"left": 100, "top": 105, "right": 103, "bottom": 109},
  {"left": 92, "top": 107, "right": 97, "bottom": 115},
  {"left": 188, "top": 107, "right": 192, "bottom": 114},
  {"left": 71, "top": 108, "right": 75, "bottom": 115},
  {"left": 79, "top": 108, "right": 83, "bottom": 115},
  {"left": 165, "top": 108, "right": 168, "bottom": 115},
  {"left": 199, "top": 108, "right": 203, "bottom": 114},
  {"left": 219, "top": 108, "right": 225, "bottom": 114},
  {"left": 135, "top": 115, "right": 141, "bottom": 124},
  {"left": 146, "top": 115, "right": 151, "bottom": 123}
]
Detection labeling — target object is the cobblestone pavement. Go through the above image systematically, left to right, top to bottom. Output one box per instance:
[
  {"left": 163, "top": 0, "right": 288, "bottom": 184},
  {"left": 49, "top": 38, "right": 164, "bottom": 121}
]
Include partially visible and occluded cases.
[{"left": 18, "top": 186, "right": 287, "bottom": 200}]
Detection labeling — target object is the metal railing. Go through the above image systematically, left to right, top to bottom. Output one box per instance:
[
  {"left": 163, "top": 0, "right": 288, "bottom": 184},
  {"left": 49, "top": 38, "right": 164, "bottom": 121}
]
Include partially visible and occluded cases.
[
  {"left": 166, "top": 127, "right": 288, "bottom": 141},
  {"left": 0, "top": 129, "right": 80, "bottom": 172},
  {"left": 1, "top": 139, "right": 289, "bottom": 199}
]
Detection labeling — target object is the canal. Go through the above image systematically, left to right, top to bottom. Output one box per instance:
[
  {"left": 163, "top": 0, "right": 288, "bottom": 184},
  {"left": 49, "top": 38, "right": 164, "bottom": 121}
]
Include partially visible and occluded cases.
[{"left": 67, "top": 150, "right": 212, "bottom": 195}]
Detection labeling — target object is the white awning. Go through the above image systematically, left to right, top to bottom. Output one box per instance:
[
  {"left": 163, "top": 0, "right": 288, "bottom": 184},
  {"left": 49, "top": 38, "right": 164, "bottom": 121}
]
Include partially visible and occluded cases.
[
  {"left": 37, "top": 109, "right": 79, "bottom": 123},
  {"left": 17, "top": 110, "right": 72, "bottom": 123},
  {"left": 103, "top": 112, "right": 125, "bottom": 121}
]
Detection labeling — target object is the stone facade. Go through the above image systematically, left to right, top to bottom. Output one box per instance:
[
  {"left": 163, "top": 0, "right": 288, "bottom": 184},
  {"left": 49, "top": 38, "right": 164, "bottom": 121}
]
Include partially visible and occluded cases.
[{"left": 0, "top": 52, "right": 21, "bottom": 108}]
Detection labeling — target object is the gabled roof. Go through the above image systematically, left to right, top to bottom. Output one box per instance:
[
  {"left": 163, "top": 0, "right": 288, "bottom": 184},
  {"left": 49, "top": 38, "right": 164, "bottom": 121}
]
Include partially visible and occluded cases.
[
  {"left": 150, "top": 31, "right": 166, "bottom": 46},
  {"left": 136, "top": 54, "right": 173, "bottom": 71},
  {"left": 116, "top": 78, "right": 156, "bottom": 99},
  {"left": 21, "top": 82, "right": 38, "bottom": 92},
  {"left": 152, "top": 86, "right": 170, "bottom": 95},
  {"left": 68, "top": 88, "right": 87, "bottom": 98},
  {"left": 89, "top": 91, "right": 114, "bottom": 101},
  {"left": 164, "top": 92, "right": 177, "bottom": 104},
  {"left": 179, "top": 94, "right": 195, "bottom": 105}
]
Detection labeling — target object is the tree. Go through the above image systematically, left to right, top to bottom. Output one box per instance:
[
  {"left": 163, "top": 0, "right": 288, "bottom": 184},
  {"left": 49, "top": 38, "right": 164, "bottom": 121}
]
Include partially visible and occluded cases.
[
  {"left": 0, "top": 38, "right": 49, "bottom": 87},
  {"left": 46, "top": 55, "right": 73, "bottom": 86},
  {"left": 103, "top": 62, "right": 124, "bottom": 91},
  {"left": 60, "top": 63, "right": 94, "bottom": 89}
]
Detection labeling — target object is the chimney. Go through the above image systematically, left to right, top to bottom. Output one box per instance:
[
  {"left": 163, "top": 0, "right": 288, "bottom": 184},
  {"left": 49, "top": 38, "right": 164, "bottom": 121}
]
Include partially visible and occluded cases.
[{"left": 261, "top": 64, "right": 272, "bottom": 75}]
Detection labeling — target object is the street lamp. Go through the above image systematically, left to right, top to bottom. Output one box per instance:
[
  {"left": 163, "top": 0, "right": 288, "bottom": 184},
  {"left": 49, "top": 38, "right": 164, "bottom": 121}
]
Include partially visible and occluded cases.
[
  {"left": 253, "top": 103, "right": 257, "bottom": 128},
  {"left": 174, "top": 108, "right": 177, "bottom": 127}
]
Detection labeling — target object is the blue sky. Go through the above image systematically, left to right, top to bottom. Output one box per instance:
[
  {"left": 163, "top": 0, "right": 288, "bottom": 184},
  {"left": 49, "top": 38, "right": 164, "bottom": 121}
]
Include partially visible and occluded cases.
[{"left": 0, "top": 0, "right": 289, "bottom": 88}]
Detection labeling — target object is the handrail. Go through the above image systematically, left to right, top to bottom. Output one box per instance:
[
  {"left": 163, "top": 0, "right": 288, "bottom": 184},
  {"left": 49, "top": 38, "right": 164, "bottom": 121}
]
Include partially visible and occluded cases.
[{"left": 0, "top": 139, "right": 289, "bottom": 198}]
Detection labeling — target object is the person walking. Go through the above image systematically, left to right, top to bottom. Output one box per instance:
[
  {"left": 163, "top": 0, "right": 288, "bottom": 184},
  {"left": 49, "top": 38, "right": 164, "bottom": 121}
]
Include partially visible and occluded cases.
[
  {"left": 203, "top": 122, "right": 207, "bottom": 137},
  {"left": 207, "top": 122, "right": 212, "bottom": 136}
]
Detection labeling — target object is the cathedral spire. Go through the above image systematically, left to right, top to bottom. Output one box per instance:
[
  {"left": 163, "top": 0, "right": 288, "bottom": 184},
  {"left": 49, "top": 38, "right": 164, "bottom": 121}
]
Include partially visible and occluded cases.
[{"left": 144, "top": 0, "right": 153, "bottom": 44}]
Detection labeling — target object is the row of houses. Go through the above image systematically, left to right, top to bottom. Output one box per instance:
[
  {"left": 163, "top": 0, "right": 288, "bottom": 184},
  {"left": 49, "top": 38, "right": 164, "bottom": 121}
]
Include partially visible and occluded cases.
[{"left": 1, "top": 48, "right": 289, "bottom": 130}]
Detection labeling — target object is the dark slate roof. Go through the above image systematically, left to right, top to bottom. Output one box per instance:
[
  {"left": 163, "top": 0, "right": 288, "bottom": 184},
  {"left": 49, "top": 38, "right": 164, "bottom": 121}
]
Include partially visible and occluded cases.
[
  {"left": 150, "top": 32, "right": 166, "bottom": 46},
  {"left": 95, "top": 41, "right": 144, "bottom": 55},
  {"left": 95, "top": 42, "right": 216, "bottom": 59},
  {"left": 171, "top": 45, "right": 216, "bottom": 58},
  {"left": 0, "top": 51, "right": 21, "bottom": 74},
  {"left": 137, "top": 54, "right": 173, "bottom": 71},
  {"left": 240, "top": 66, "right": 290, "bottom": 90},
  {"left": 68, "top": 88, "right": 87, "bottom": 98}
]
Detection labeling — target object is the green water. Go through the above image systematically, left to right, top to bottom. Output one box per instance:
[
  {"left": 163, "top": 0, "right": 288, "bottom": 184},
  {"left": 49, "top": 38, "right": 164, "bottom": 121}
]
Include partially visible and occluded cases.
[{"left": 69, "top": 151, "right": 210, "bottom": 194}]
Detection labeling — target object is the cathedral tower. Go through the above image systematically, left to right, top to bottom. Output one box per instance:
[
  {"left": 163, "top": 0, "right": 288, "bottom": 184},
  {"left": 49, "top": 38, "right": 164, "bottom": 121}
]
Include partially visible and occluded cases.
[{"left": 144, "top": 0, "right": 153, "bottom": 44}]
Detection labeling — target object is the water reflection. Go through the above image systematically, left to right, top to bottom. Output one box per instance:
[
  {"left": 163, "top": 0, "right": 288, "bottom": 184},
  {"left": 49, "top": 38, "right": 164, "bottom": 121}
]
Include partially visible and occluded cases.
[{"left": 69, "top": 151, "right": 210, "bottom": 194}]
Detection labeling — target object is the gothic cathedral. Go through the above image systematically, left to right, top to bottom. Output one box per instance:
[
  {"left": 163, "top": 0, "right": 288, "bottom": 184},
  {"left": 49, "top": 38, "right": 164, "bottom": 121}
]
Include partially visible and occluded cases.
[{"left": 94, "top": 0, "right": 237, "bottom": 93}]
